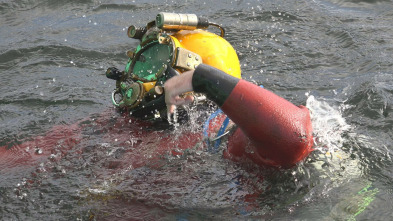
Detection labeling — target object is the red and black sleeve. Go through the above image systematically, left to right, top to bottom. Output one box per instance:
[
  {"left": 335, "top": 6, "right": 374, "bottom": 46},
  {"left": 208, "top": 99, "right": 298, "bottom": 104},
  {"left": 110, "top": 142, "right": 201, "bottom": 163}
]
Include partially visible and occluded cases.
[{"left": 192, "top": 64, "right": 313, "bottom": 168}]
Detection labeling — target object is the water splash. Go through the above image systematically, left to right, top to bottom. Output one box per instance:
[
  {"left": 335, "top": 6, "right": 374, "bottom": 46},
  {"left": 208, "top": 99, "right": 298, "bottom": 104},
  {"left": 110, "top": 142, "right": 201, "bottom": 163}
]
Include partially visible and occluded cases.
[
  {"left": 306, "top": 95, "right": 351, "bottom": 154},
  {"left": 283, "top": 96, "right": 355, "bottom": 192},
  {"left": 167, "top": 107, "right": 178, "bottom": 128}
]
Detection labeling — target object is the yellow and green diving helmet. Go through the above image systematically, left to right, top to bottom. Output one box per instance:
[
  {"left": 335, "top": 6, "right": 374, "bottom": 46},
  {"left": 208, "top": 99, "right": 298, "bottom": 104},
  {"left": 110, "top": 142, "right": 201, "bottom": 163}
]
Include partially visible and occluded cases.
[{"left": 106, "top": 12, "right": 241, "bottom": 119}]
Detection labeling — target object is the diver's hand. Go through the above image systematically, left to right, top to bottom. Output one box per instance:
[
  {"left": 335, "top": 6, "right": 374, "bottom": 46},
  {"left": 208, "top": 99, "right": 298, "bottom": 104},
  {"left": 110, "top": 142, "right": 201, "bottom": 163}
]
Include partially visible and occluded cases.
[{"left": 164, "top": 70, "right": 195, "bottom": 114}]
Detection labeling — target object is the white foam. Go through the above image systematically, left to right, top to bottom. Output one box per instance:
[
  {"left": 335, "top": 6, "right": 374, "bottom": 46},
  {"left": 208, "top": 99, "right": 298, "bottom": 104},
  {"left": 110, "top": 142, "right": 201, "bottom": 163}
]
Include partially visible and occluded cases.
[{"left": 306, "top": 95, "right": 351, "bottom": 153}]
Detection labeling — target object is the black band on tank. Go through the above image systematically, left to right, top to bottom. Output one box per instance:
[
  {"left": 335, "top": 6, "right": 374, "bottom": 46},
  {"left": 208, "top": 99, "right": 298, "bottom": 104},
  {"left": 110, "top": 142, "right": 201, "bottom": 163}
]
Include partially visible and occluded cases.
[{"left": 192, "top": 64, "right": 239, "bottom": 106}]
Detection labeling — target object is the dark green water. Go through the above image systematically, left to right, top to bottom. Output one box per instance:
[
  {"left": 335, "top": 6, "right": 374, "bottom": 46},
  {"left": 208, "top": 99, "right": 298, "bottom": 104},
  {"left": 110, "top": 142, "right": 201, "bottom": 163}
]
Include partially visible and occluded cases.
[{"left": 1, "top": 0, "right": 392, "bottom": 220}]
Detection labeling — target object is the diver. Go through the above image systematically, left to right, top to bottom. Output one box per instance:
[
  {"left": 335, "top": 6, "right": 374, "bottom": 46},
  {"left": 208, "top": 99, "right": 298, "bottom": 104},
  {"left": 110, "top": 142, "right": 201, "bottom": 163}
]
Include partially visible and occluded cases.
[
  {"left": 106, "top": 12, "right": 314, "bottom": 168},
  {"left": 164, "top": 64, "right": 313, "bottom": 168}
]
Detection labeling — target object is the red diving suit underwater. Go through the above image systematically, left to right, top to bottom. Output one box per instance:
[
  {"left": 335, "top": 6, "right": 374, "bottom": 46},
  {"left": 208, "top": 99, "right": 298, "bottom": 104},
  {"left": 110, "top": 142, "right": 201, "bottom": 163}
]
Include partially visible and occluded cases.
[{"left": 0, "top": 13, "right": 313, "bottom": 174}]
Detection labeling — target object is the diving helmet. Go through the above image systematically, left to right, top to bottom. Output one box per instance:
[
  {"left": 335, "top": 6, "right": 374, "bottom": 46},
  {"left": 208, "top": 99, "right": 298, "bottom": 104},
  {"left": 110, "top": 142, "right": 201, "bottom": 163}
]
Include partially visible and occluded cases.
[{"left": 106, "top": 12, "right": 241, "bottom": 119}]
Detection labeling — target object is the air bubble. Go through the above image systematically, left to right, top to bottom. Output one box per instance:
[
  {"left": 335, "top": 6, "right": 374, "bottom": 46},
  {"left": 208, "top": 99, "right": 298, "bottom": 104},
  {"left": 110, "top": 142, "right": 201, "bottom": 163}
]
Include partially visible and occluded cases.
[{"left": 35, "top": 148, "right": 43, "bottom": 155}]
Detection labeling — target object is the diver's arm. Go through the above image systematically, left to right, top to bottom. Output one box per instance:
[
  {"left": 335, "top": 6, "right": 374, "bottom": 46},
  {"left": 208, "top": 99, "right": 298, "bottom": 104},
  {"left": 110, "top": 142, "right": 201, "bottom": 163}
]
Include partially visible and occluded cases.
[
  {"left": 165, "top": 64, "right": 314, "bottom": 167},
  {"left": 193, "top": 64, "right": 313, "bottom": 167}
]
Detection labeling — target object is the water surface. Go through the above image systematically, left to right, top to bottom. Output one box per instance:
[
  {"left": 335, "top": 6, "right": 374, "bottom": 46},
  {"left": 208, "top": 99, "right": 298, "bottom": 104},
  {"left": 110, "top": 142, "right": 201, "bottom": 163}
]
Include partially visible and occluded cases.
[{"left": 1, "top": 0, "right": 393, "bottom": 220}]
